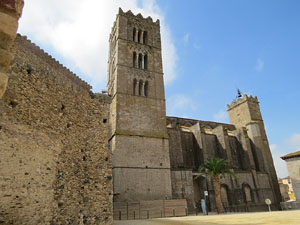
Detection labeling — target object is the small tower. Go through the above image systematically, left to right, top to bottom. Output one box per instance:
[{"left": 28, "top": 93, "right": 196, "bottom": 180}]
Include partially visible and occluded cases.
[
  {"left": 108, "top": 8, "right": 172, "bottom": 202},
  {"left": 227, "top": 94, "right": 281, "bottom": 206}
]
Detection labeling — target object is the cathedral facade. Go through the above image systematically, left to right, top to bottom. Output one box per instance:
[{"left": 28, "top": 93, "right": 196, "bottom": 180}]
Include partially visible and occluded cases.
[
  {"left": 0, "top": 3, "right": 282, "bottom": 223},
  {"left": 108, "top": 8, "right": 281, "bottom": 214}
]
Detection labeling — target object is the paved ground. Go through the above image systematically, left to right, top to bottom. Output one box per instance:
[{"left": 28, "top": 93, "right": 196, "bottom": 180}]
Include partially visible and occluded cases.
[{"left": 114, "top": 210, "right": 300, "bottom": 225}]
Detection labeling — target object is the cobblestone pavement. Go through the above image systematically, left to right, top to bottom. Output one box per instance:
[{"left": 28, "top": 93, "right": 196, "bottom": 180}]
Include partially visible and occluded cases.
[{"left": 114, "top": 210, "right": 300, "bottom": 225}]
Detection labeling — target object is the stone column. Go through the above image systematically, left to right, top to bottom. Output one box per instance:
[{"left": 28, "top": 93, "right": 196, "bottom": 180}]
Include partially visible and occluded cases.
[
  {"left": 0, "top": 0, "right": 24, "bottom": 99},
  {"left": 135, "top": 30, "right": 138, "bottom": 42},
  {"left": 141, "top": 31, "right": 144, "bottom": 44},
  {"left": 135, "top": 53, "right": 138, "bottom": 68},
  {"left": 142, "top": 55, "right": 144, "bottom": 69},
  {"left": 135, "top": 81, "right": 139, "bottom": 96},
  {"left": 141, "top": 81, "right": 145, "bottom": 96}
]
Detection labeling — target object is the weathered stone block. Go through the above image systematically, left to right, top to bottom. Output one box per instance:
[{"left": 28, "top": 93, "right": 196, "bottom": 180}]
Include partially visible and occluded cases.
[
  {"left": 0, "top": 11, "right": 19, "bottom": 40},
  {"left": 0, "top": 72, "right": 8, "bottom": 98}
]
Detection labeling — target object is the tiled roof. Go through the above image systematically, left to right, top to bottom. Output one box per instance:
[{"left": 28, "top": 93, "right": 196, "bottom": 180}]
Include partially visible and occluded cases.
[{"left": 281, "top": 150, "right": 300, "bottom": 160}]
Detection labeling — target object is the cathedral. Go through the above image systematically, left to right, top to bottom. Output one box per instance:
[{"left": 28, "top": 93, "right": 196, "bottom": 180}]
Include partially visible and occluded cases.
[
  {"left": 0, "top": 2, "right": 282, "bottom": 223},
  {"left": 109, "top": 8, "right": 281, "bottom": 217}
]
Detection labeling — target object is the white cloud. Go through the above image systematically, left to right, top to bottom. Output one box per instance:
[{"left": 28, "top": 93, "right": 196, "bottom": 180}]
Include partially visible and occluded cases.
[
  {"left": 18, "top": 0, "right": 177, "bottom": 91},
  {"left": 183, "top": 32, "right": 189, "bottom": 45},
  {"left": 255, "top": 58, "right": 264, "bottom": 72},
  {"left": 167, "top": 94, "right": 196, "bottom": 117},
  {"left": 213, "top": 109, "right": 228, "bottom": 123},
  {"left": 288, "top": 133, "right": 300, "bottom": 151},
  {"left": 270, "top": 144, "right": 289, "bottom": 178}
]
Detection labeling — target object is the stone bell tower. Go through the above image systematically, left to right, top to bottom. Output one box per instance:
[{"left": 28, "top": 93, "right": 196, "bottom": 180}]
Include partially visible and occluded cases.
[
  {"left": 108, "top": 8, "right": 172, "bottom": 202},
  {"left": 227, "top": 94, "right": 281, "bottom": 207}
]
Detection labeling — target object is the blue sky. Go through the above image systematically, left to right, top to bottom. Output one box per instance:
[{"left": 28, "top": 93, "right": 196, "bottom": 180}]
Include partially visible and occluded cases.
[{"left": 18, "top": 0, "right": 300, "bottom": 178}]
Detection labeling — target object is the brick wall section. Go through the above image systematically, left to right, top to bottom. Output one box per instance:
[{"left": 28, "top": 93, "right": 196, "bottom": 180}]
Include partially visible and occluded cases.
[{"left": 0, "top": 35, "right": 113, "bottom": 225}]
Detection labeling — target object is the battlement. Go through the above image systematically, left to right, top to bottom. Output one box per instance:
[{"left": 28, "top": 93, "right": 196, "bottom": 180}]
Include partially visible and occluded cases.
[
  {"left": 110, "top": 8, "right": 160, "bottom": 38},
  {"left": 118, "top": 8, "right": 159, "bottom": 25},
  {"left": 15, "top": 34, "right": 92, "bottom": 91},
  {"left": 227, "top": 94, "right": 259, "bottom": 111},
  {"left": 166, "top": 116, "right": 236, "bottom": 131}
]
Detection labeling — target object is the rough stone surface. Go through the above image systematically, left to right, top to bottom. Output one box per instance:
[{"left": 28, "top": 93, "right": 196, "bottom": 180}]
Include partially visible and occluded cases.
[
  {"left": 0, "top": 0, "right": 24, "bottom": 98},
  {"left": 0, "top": 5, "right": 282, "bottom": 223},
  {"left": 108, "top": 8, "right": 281, "bottom": 217},
  {"left": 109, "top": 8, "right": 172, "bottom": 204},
  {"left": 0, "top": 34, "right": 113, "bottom": 225},
  {"left": 0, "top": 72, "right": 8, "bottom": 98},
  {"left": 228, "top": 95, "right": 281, "bottom": 207},
  {"left": 166, "top": 116, "right": 279, "bottom": 213}
]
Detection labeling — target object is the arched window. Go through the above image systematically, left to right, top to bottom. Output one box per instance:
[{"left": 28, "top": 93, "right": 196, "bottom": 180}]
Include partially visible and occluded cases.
[
  {"left": 133, "top": 28, "right": 136, "bottom": 42},
  {"left": 138, "top": 30, "right": 142, "bottom": 43},
  {"left": 143, "top": 31, "right": 148, "bottom": 44},
  {"left": 133, "top": 52, "right": 136, "bottom": 68},
  {"left": 138, "top": 54, "right": 143, "bottom": 69},
  {"left": 144, "top": 54, "right": 148, "bottom": 70},
  {"left": 133, "top": 79, "right": 137, "bottom": 95},
  {"left": 138, "top": 80, "right": 143, "bottom": 96},
  {"left": 144, "top": 81, "right": 148, "bottom": 97},
  {"left": 243, "top": 184, "right": 252, "bottom": 203}
]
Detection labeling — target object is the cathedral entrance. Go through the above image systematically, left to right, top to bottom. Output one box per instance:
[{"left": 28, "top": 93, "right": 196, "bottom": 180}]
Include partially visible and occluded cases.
[{"left": 193, "top": 176, "right": 209, "bottom": 214}]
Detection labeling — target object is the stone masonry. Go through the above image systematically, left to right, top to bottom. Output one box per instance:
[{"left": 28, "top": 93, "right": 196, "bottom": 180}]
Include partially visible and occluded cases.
[
  {"left": 0, "top": 0, "right": 24, "bottom": 98},
  {"left": 0, "top": 4, "right": 282, "bottom": 223},
  {"left": 109, "top": 8, "right": 172, "bottom": 203},
  {"left": 109, "top": 9, "right": 281, "bottom": 216},
  {"left": 0, "top": 34, "right": 113, "bottom": 224},
  {"left": 227, "top": 95, "right": 281, "bottom": 206}
]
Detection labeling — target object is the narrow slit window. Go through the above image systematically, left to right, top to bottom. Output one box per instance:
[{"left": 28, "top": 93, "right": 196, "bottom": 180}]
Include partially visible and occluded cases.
[
  {"left": 133, "top": 28, "right": 136, "bottom": 42},
  {"left": 138, "top": 30, "right": 142, "bottom": 43},
  {"left": 143, "top": 31, "right": 147, "bottom": 44},
  {"left": 133, "top": 52, "right": 136, "bottom": 67},
  {"left": 138, "top": 54, "right": 143, "bottom": 69},
  {"left": 144, "top": 55, "right": 148, "bottom": 70},
  {"left": 133, "top": 79, "right": 137, "bottom": 95},
  {"left": 139, "top": 80, "right": 143, "bottom": 96},
  {"left": 144, "top": 81, "right": 148, "bottom": 97}
]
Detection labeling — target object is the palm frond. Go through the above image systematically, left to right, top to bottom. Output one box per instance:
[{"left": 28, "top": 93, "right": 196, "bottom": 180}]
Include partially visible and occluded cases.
[{"left": 196, "top": 157, "right": 237, "bottom": 179}]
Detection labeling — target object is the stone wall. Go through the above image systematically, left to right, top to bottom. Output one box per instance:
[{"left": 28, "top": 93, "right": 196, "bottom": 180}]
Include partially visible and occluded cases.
[
  {"left": 0, "top": 0, "right": 24, "bottom": 98},
  {"left": 109, "top": 8, "right": 173, "bottom": 207},
  {"left": 0, "top": 35, "right": 112, "bottom": 225},
  {"left": 227, "top": 95, "right": 281, "bottom": 207},
  {"left": 166, "top": 116, "right": 277, "bottom": 213},
  {"left": 285, "top": 157, "right": 300, "bottom": 201},
  {"left": 113, "top": 199, "right": 188, "bottom": 220}
]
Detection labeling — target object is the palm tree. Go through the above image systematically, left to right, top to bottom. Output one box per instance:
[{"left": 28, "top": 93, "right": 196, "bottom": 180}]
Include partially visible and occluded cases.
[{"left": 195, "top": 157, "right": 236, "bottom": 214}]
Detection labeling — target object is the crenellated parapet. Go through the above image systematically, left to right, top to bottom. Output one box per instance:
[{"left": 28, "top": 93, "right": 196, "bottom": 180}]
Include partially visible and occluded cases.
[
  {"left": 118, "top": 7, "right": 159, "bottom": 25},
  {"left": 109, "top": 8, "right": 160, "bottom": 41},
  {"left": 15, "top": 34, "right": 92, "bottom": 91},
  {"left": 227, "top": 94, "right": 258, "bottom": 111},
  {"left": 166, "top": 116, "right": 236, "bottom": 131}
]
